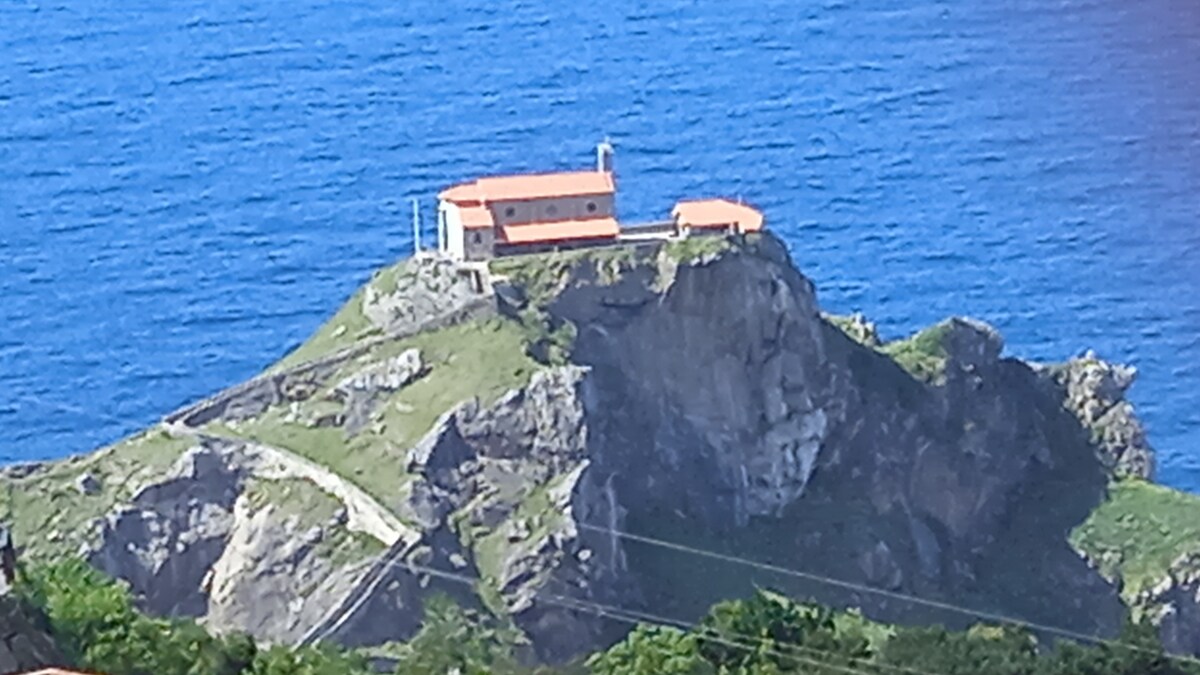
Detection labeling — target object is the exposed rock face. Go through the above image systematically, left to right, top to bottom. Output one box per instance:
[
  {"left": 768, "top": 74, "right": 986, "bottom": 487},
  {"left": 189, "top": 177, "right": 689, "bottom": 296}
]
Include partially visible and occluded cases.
[
  {"left": 14, "top": 233, "right": 1178, "bottom": 662},
  {"left": 538, "top": 235, "right": 1125, "bottom": 638},
  {"left": 554, "top": 237, "right": 833, "bottom": 524},
  {"left": 362, "top": 255, "right": 492, "bottom": 336},
  {"left": 336, "top": 348, "right": 426, "bottom": 435},
  {"left": 335, "top": 349, "right": 424, "bottom": 396},
  {"left": 1039, "top": 355, "right": 1155, "bottom": 479},
  {"left": 164, "top": 358, "right": 353, "bottom": 429},
  {"left": 80, "top": 365, "right": 621, "bottom": 661},
  {"left": 309, "top": 366, "right": 629, "bottom": 662},
  {"left": 87, "top": 442, "right": 393, "bottom": 644},
  {"left": 89, "top": 446, "right": 242, "bottom": 618},
  {"left": 74, "top": 472, "right": 101, "bottom": 495},
  {"left": 203, "top": 501, "right": 373, "bottom": 642},
  {"left": 1146, "top": 552, "right": 1200, "bottom": 655},
  {"left": 0, "top": 596, "right": 66, "bottom": 675}
]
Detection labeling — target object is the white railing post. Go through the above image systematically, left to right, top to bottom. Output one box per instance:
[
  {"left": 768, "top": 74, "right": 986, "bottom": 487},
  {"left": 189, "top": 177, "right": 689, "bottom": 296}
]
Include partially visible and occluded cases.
[{"left": 437, "top": 204, "right": 446, "bottom": 253}]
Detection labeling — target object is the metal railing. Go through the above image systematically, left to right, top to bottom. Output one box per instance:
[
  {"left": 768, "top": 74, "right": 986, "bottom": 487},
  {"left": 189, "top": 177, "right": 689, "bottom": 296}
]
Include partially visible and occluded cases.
[{"left": 618, "top": 220, "right": 675, "bottom": 236}]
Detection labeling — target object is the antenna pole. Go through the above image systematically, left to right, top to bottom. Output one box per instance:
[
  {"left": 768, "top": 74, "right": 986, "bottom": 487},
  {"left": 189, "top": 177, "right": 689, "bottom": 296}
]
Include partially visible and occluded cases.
[{"left": 411, "top": 198, "right": 421, "bottom": 255}]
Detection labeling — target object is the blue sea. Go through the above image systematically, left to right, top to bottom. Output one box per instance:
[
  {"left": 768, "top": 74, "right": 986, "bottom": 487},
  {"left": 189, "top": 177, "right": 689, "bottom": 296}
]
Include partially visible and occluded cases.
[{"left": 2, "top": 1, "right": 1198, "bottom": 488}]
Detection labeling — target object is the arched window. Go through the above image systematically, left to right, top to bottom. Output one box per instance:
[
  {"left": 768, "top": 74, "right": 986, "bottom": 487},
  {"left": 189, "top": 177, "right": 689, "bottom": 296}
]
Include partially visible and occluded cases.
[
  {"left": 585, "top": 201, "right": 598, "bottom": 213},
  {"left": 545, "top": 205, "right": 558, "bottom": 217},
  {"left": 504, "top": 206, "right": 516, "bottom": 219},
  {"left": 472, "top": 232, "right": 482, "bottom": 244}
]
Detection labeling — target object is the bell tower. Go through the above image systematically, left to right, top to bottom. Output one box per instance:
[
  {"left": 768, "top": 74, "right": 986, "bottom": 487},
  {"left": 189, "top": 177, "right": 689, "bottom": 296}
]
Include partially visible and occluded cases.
[{"left": 596, "top": 138, "right": 614, "bottom": 174}]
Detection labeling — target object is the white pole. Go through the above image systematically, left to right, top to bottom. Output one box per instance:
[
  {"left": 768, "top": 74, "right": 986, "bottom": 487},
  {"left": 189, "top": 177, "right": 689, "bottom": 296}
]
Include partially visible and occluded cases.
[
  {"left": 411, "top": 198, "right": 421, "bottom": 255},
  {"left": 437, "top": 205, "right": 444, "bottom": 252}
]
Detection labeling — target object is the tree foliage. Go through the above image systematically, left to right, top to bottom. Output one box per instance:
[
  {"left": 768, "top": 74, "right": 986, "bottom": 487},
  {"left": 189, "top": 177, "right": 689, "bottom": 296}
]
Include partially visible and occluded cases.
[
  {"left": 19, "top": 558, "right": 370, "bottom": 675},
  {"left": 19, "top": 558, "right": 261, "bottom": 675},
  {"left": 16, "top": 559, "right": 1200, "bottom": 675},
  {"left": 586, "top": 589, "right": 1200, "bottom": 675},
  {"left": 696, "top": 591, "right": 871, "bottom": 674},
  {"left": 390, "top": 593, "right": 525, "bottom": 675},
  {"left": 1039, "top": 619, "right": 1195, "bottom": 675},
  {"left": 880, "top": 623, "right": 1040, "bottom": 675},
  {"left": 587, "top": 625, "right": 713, "bottom": 675},
  {"left": 247, "top": 644, "right": 370, "bottom": 675}
]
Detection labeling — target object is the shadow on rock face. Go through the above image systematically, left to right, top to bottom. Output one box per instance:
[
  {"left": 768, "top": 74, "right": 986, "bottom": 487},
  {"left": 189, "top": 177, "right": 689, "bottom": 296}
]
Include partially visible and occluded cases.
[
  {"left": 539, "top": 236, "right": 1125, "bottom": 647},
  {"left": 89, "top": 445, "right": 243, "bottom": 619}
]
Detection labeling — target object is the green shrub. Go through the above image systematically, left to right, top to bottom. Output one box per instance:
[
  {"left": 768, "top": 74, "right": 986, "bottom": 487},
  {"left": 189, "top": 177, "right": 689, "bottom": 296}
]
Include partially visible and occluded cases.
[
  {"left": 663, "top": 236, "right": 730, "bottom": 264},
  {"left": 879, "top": 321, "right": 954, "bottom": 382},
  {"left": 19, "top": 558, "right": 260, "bottom": 675}
]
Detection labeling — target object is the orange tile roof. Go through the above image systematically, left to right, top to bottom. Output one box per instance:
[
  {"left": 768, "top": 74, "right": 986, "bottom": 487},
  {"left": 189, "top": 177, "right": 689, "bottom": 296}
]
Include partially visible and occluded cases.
[
  {"left": 440, "top": 171, "right": 614, "bottom": 204},
  {"left": 438, "top": 182, "right": 482, "bottom": 204},
  {"left": 672, "top": 198, "right": 764, "bottom": 232},
  {"left": 458, "top": 204, "right": 495, "bottom": 229},
  {"left": 500, "top": 217, "right": 620, "bottom": 245}
]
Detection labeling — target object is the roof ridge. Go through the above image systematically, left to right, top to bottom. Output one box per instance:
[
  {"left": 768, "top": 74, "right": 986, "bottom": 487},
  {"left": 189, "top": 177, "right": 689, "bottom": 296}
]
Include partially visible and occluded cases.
[{"left": 442, "top": 170, "right": 615, "bottom": 204}]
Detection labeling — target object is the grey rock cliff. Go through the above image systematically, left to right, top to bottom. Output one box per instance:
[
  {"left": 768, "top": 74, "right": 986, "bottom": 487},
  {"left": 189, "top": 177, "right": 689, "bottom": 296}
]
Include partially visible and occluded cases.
[
  {"left": 6, "top": 233, "right": 1177, "bottom": 663},
  {"left": 536, "top": 235, "right": 1127, "bottom": 638},
  {"left": 1038, "top": 354, "right": 1155, "bottom": 480},
  {"left": 307, "top": 366, "right": 628, "bottom": 662},
  {"left": 87, "top": 442, "right": 390, "bottom": 644},
  {"left": 0, "top": 596, "right": 66, "bottom": 675}
]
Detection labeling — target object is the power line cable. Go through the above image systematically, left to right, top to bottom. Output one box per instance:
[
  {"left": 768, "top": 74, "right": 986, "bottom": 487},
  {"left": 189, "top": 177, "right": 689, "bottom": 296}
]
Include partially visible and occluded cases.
[
  {"left": 576, "top": 521, "right": 1200, "bottom": 666},
  {"left": 309, "top": 536, "right": 952, "bottom": 675},
  {"left": 388, "top": 557, "right": 901, "bottom": 675},
  {"left": 537, "top": 580, "right": 947, "bottom": 675}
]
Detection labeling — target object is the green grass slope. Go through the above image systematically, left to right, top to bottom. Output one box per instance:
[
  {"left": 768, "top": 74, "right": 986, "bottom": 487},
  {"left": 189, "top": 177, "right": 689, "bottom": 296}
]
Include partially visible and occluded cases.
[{"left": 1071, "top": 479, "right": 1200, "bottom": 604}]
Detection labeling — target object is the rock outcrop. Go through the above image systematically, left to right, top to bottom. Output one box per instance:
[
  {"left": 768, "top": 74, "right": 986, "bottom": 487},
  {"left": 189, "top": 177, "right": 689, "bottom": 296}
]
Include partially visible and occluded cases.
[
  {"left": 1, "top": 234, "right": 1181, "bottom": 663},
  {"left": 532, "top": 236, "right": 1127, "bottom": 638},
  {"left": 1038, "top": 355, "right": 1155, "bottom": 479},
  {"left": 301, "top": 366, "right": 629, "bottom": 662},
  {"left": 86, "top": 441, "right": 401, "bottom": 644},
  {"left": 0, "top": 531, "right": 67, "bottom": 675},
  {"left": 1144, "top": 552, "right": 1200, "bottom": 655},
  {"left": 0, "top": 596, "right": 66, "bottom": 675}
]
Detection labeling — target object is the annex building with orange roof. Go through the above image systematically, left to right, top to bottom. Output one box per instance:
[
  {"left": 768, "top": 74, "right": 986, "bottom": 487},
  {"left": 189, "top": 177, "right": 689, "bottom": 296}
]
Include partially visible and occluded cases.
[{"left": 435, "top": 142, "right": 765, "bottom": 261}]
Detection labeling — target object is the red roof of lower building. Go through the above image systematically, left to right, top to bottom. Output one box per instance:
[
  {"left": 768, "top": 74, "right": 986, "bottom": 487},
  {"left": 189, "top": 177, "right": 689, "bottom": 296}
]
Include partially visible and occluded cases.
[
  {"left": 672, "top": 199, "right": 764, "bottom": 232},
  {"left": 500, "top": 217, "right": 620, "bottom": 245}
]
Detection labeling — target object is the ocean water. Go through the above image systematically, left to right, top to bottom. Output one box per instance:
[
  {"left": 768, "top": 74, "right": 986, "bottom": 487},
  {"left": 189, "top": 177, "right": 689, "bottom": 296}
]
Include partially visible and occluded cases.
[{"left": 2, "top": 1, "right": 1198, "bottom": 488}]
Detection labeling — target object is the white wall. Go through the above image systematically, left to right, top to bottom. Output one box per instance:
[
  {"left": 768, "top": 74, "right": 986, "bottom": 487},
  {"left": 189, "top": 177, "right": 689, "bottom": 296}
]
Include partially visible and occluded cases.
[{"left": 442, "top": 201, "right": 466, "bottom": 260}]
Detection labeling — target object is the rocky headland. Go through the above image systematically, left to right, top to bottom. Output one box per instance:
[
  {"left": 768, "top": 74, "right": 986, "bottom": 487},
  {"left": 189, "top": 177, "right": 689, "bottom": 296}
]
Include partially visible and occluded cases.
[{"left": 3, "top": 232, "right": 1198, "bottom": 663}]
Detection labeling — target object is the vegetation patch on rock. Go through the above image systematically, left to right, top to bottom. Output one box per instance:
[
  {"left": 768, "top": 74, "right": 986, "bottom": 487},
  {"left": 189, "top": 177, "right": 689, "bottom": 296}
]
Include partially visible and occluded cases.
[
  {"left": 663, "top": 235, "right": 732, "bottom": 264},
  {"left": 489, "top": 245, "right": 649, "bottom": 308},
  {"left": 273, "top": 284, "right": 381, "bottom": 372},
  {"left": 824, "top": 312, "right": 882, "bottom": 348},
  {"left": 212, "top": 319, "right": 542, "bottom": 513},
  {"left": 879, "top": 320, "right": 955, "bottom": 382},
  {"left": 0, "top": 430, "right": 193, "bottom": 560},
  {"left": 467, "top": 476, "right": 570, "bottom": 614},
  {"left": 242, "top": 477, "right": 385, "bottom": 569},
  {"left": 1071, "top": 479, "right": 1200, "bottom": 604}
]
